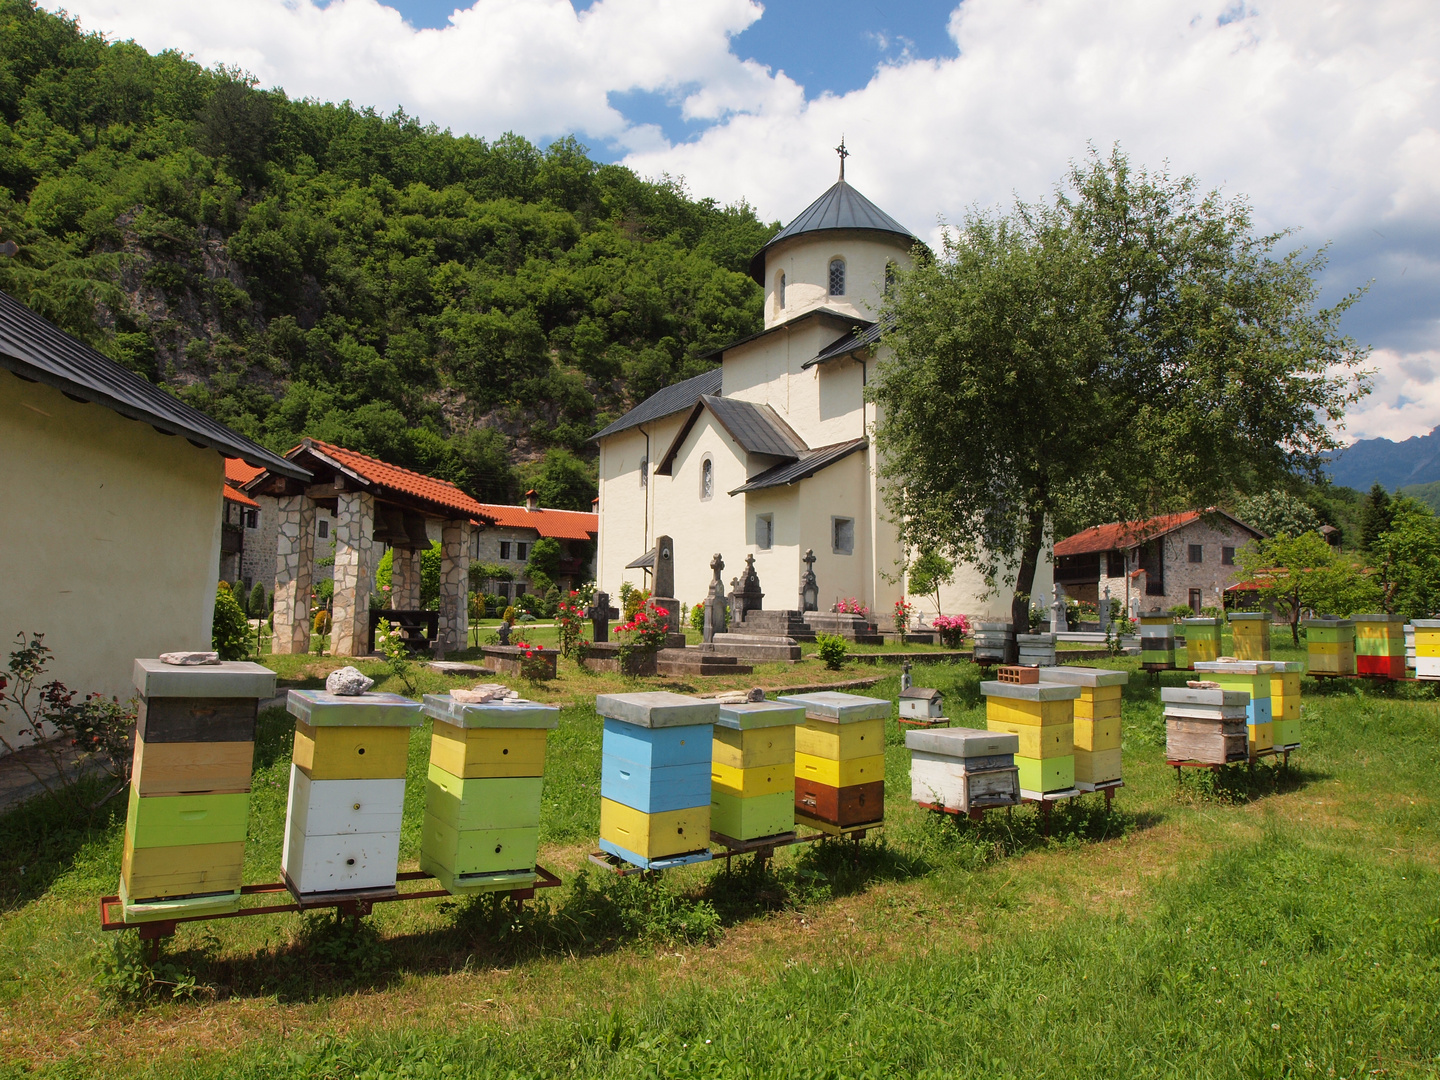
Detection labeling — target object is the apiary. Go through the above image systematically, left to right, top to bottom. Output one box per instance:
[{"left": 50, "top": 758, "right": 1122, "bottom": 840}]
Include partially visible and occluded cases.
[
  {"left": 1228, "top": 612, "right": 1272, "bottom": 661},
  {"left": 1138, "top": 613, "right": 1176, "bottom": 666},
  {"left": 1353, "top": 614, "right": 1408, "bottom": 678},
  {"left": 1180, "top": 617, "right": 1223, "bottom": 668},
  {"left": 1302, "top": 618, "right": 1355, "bottom": 676},
  {"left": 1415, "top": 620, "right": 1440, "bottom": 681},
  {"left": 1016, "top": 633, "right": 1057, "bottom": 667},
  {"left": 120, "top": 659, "right": 275, "bottom": 923},
  {"left": 1192, "top": 660, "right": 1276, "bottom": 754},
  {"left": 1269, "top": 661, "right": 1304, "bottom": 749},
  {"left": 1036, "top": 666, "right": 1128, "bottom": 789},
  {"left": 980, "top": 678, "right": 1080, "bottom": 796},
  {"left": 1162, "top": 686, "right": 1250, "bottom": 764},
  {"left": 282, "top": 689, "right": 422, "bottom": 899},
  {"left": 778, "top": 691, "right": 891, "bottom": 833},
  {"left": 596, "top": 692, "right": 718, "bottom": 869},
  {"left": 419, "top": 694, "right": 560, "bottom": 893},
  {"left": 709, "top": 699, "right": 804, "bottom": 842},
  {"left": 906, "top": 726, "right": 1019, "bottom": 813}
]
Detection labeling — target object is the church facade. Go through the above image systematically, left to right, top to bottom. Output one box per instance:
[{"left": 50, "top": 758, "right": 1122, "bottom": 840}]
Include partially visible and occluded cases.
[{"left": 594, "top": 167, "right": 1052, "bottom": 627}]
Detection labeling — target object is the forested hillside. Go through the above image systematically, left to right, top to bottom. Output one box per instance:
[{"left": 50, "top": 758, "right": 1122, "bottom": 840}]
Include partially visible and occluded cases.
[{"left": 0, "top": 1, "right": 774, "bottom": 508}]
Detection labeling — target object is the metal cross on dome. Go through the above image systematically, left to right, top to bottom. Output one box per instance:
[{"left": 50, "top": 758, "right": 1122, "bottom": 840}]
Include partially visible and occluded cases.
[{"left": 835, "top": 136, "right": 849, "bottom": 180}]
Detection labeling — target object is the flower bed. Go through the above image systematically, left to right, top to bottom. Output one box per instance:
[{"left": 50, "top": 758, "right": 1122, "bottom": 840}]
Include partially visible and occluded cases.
[{"left": 479, "top": 644, "right": 557, "bottom": 680}]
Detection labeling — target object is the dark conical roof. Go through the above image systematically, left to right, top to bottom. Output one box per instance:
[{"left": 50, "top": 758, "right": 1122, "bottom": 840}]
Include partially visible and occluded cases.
[{"left": 748, "top": 180, "right": 917, "bottom": 283}]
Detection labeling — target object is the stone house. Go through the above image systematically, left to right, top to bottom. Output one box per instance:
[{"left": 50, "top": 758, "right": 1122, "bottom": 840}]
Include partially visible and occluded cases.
[
  {"left": 227, "top": 456, "right": 339, "bottom": 597},
  {"left": 470, "top": 490, "right": 598, "bottom": 603},
  {"left": 1053, "top": 510, "right": 1265, "bottom": 616}
]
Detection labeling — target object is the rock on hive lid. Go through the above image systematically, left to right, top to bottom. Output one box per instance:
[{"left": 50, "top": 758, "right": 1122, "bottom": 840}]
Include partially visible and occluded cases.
[
  {"left": 133, "top": 658, "right": 276, "bottom": 699},
  {"left": 1036, "top": 666, "right": 1130, "bottom": 688},
  {"left": 978, "top": 680, "right": 1081, "bottom": 702},
  {"left": 286, "top": 688, "right": 424, "bottom": 727},
  {"left": 595, "top": 691, "right": 718, "bottom": 729},
  {"left": 775, "top": 691, "right": 891, "bottom": 723},
  {"left": 421, "top": 694, "right": 560, "bottom": 729},
  {"left": 715, "top": 700, "right": 805, "bottom": 730},
  {"left": 904, "top": 725, "right": 1018, "bottom": 757}
]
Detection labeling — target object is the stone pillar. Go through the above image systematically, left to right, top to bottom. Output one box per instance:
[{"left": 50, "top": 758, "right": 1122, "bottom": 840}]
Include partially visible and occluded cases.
[
  {"left": 331, "top": 490, "right": 375, "bottom": 656},
  {"left": 272, "top": 494, "right": 314, "bottom": 655},
  {"left": 438, "top": 519, "right": 470, "bottom": 651},
  {"left": 392, "top": 546, "right": 422, "bottom": 610}
]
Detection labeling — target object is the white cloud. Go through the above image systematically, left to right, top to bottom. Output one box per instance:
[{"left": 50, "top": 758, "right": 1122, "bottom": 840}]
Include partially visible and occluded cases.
[{"left": 1346, "top": 348, "right": 1440, "bottom": 442}]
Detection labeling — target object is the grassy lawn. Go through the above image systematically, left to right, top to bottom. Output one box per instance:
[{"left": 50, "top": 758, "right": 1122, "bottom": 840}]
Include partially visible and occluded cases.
[{"left": 1, "top": 632, "right": 1437, "bottom": 1078}]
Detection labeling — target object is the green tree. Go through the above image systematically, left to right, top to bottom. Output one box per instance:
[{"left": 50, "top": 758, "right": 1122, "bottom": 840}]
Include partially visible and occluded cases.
[
  {"left": 871, "top": 148, "right": 1370, "bottom": 648},
  {"left": 519, "top": 449, "right": 597, "bottom": 512},
  {"left": 1359, "top": 483, "right": 1396, "bottom": 551},
  {"left": 1236, "top": 489, "right": 1323, "bottom": 539},
  {"left": 1368, "top": 497, "right": 1440, "bottom": 618},
  {"left": 1233, "top": 531, "right": 1379, "bottom": 643},
  {"left": 526, "top": 536, "right": 563, "bottom": 594},
  {"left": 420, "top": 540, "right": 442, "bottom": 609},
  {"left": 906, "top": 550, "right": 954, "bottom": 617},
  {"left": 469, "top": 562, "right": 512, "bottom": 592},
  {"left": 211, "top": 582, "right": 251, "bottom": 660},
  {"left": 247, "top": 582, "right": 267, "bottom": 618}
]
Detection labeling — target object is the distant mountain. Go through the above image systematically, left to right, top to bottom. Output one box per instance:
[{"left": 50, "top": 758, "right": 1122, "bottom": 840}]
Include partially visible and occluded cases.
[
  {"left": 1325, "top": 427, "right": 1440, "bottom": 492},
  {"left": 1400, "top": 480, "right": 1440, "bottom": 515}
]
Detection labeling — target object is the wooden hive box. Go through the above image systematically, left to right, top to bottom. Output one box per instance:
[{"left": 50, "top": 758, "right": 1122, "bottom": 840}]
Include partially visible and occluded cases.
[
  {"left": 1228, "top": 612, "right": 1273, "bottom": 661},
  {"left": 1138, "top": 614, "right": 1176, "bottom": 665},
  {"left": 1353, "top": 614, "right": 1408, "bottom": 678},
  {"left": 1180, "top": 617, "right": 1224, "bottom": 668},
  {"left": 1302, "top": 618, "right": 1356, "bottom": 675},
  {"left": 1414, "top": 620, "right": 1440, "bottom": 681},
  {"left": 1016, "top": 634, "right": 1057, "bottom": 667},
  {"left": 120, "top": 659, "right": 274, "bottom": 922},
  {"left": 1192, "top": 660, "right": 1276, "bottom": 752},
  {"left": 1269, "top": 661, "right": 1304, "bottom": 748},
  {"left": 1037, "top": 666, "right": 1128, "bottom": 787},
  {"left": 980, "top": 679, "right": 1080, "bottom": 795},
  {"left": 1161, "top": 687, "right": 1251, "bottom": 763},
  {"left": 281, "top": 689, "right": 421, "bottom": 898},
  {"left": 778, "top": 691, "right": 891, "bottom": 832},
  {"left": 595, "top": 692, "right": 718, "bottom": 868},
  {"left": 418, "top": 694, "right": 560, "bottom": 894},
  {"left": 710, "top": 700, "right": 804, "bottom": 842},
  {"left": 905, "top": 726, "right": 1019, "bottom": 812}
]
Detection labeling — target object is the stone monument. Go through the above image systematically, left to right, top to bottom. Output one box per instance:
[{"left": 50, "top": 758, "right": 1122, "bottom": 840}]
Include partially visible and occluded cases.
[
  {"left": 650, "top": 535, "right": 682, "bottom": 638},
  {"left": 798, "top": 548, "right": 819, "bottom": 612},
  {"left": 702, "top": 554, "right": 728, "bottom": 643},
  {"left": 1050, "top": 584, "right": 1069, "bottom": 634},
  {"left": 1100, "top": 585, "right": 1111, "bottom": 631},
  {"left": 589, "top": 590, "right": 614, "bottom": 643}
]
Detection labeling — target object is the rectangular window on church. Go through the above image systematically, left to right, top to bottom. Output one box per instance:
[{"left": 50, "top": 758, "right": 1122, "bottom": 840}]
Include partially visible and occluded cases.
[
  {"left": 756, "top": 514, "right": 774, "bottom": 551},
  {"left": 832, "top": 517, "right": 855, "bottom": 555}
]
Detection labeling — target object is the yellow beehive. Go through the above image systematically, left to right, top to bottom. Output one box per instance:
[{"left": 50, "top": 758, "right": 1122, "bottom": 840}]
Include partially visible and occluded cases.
[
  {"left": 1229, "top": 613, "right": 1272, "bottom": 661},
  {"left": 1038, "top": 667, "right": 1129, "bottom": 789},
  {"left": 981, "top": 678, "right": 1080, "bottom": 795}
]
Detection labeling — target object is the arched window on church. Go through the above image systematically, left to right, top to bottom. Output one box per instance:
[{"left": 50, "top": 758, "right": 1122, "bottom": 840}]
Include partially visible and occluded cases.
[
  {"left": 828, "top": 258, "right": 845, "bottom": 296},
  {"left": 884, "top": 261, "right": 898, "bottom": 296},
  {"left": 776, "top": 271, "right": 786, "bottom": 311},
  {"left": 700, "top": 456, "right": 714, "bottom": 500}
]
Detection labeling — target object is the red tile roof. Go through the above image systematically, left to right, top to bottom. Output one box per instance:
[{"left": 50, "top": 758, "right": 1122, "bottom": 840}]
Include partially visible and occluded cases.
[
  {"left": 296, "top": 439, "right": 492, "bottom": 522},
  {"left": 225, "top": 457, "right": 264, "bottom": 486},
  {"left": 223, "top": 485, "right": 259, "bottom": 508},
  {"left": 472, "top": 503, "right": 598, "bottom": 541},
  {"left": 1054, "top": 508, "right": 1263, "bottom": 558}
]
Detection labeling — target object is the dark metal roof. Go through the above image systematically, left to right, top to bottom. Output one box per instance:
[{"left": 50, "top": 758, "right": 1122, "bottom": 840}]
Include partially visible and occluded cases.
[
  {"left": 749, "top": 180, "right": 918, "bottom": 283},
  {"left": 0, "top": 288, "right": 308, "bottom": 479},
  {"left": 698, "top": 307, "right": 868, "bottom": 361},
  {"left": 804, "top": 317, "right": 889, "bottom": 369},
  {"left": 592, "top": 367, "right": 723, "bottom": 441},
  {"left": 655, "top": 394, "right": 806, "bottom": 475},
  {"left": 728, "top": 438, "right": 868, "bottom": 495},
  {"left": 626, "top": 547, "right": 657, "bottom": 570}
]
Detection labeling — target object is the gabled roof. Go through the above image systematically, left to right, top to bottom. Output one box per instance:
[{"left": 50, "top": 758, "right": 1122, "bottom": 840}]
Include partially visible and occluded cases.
[
  {"left": 748, "top": 180, "right": 919, "bottom": 283},
  {"left": 0, "top": 288, "right": 307, "bottom": 480},
  {"left": 698, "top": 307, "right": 869, "bottom": 362},
  {"left": 804, "top": 317, "right": 889, "bottom": 369},
  {"left": 592, "top": 367, "right": 723, "bottom": 441},
  {"left": 656, "top": 394, "right": 806, "bottom": 475},
  {"left": 285, "top": 438, "right": 493, "bottom": 522},
  {"left": 729, "top": 438, "right": 868, "bottom": 495},
  {"left": 225, "top": 457, "right": 264, "bottom": 486},
  {"left": 223, "top": 485, "right": 259, "bottom": 508},
  {"left": 471, "top": 503, "right": 597, "bottom": 541},
  {"left": 1054, "top": 510, "right": 1263, "bottom": 557}
]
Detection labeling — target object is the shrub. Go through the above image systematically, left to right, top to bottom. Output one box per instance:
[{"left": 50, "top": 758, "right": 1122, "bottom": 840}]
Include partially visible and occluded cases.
[
  {"left": 212, "top": 582, "right": 250, "bottom": 660},
  {"left": 247, "top": 583, "right": 267, "bottom": 618},
  {"left": 542, "top": 584, "right": 561, "bottom": 618},
  {"left": 517, "top": 591, "right": 542, "bottom": 617},
  {"left": 555, "top": 592, "right": 587, "bottom": 658},
  {"left": 893, "top": 596, "right": 915, "bottom": 634},
  {"left": 616, "top": 600, "right": 670, "bottom": 669},
  {"left": 689, "top": 602, "right": 706, "bottom": 634},
  {"left": 1168, "top": 604, "right": 1195, "bottom": 620},
  {"left": 502, "top": 605, "right": 518, "bottom": 624},
  {"left": 312, "top": 608, "right": 331, "bottom": 636},
  {"left": 932, "top": 613, "right": 970, "bottom": 648},
  {"left": 374, "top": 619, "right": 415, "bottom": 694},
  {"left": 816, "top": 632, "right": 848, "bottom": 670}
]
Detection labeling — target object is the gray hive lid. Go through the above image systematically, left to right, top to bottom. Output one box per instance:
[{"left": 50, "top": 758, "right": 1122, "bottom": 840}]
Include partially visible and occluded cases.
[
  {"left": 748, "top": 180, "right": 918, "bottom": 283},
  {"left": 133, "top": 658, "right": 276, "bottom": 699},
  {"left": 1192, "top": 661, "right": 1277, "bottom": 675},
  {"left": 1036, "top": 666, "right": 1130, "bottom": 689},
  {"left": 979, "top": 681, "right": 1081, "bottom": 703},
  {"left": 1160, "top": 687, "right": 1250, "bottom": 707},
  {"left": 286, "top": 688, "right": 424, "bottom": 727},
  {"left": 776, "top": 690, "right": 891, "bottom": 723},
  {"left": 595, "top": 691, "right": 719, "bottom": 729},
  {"left": 421, "top": 694, "right": 560, "bottom": 730},
  {"left": 715, "top": 700, "right": 805, "bottom": 730},
  {"left": 905, "top": 726, "right": 1018, "bottom": 757}
]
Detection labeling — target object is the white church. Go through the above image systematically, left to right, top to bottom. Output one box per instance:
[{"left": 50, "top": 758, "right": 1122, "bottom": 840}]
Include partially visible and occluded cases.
[{"left": 593, "top": 157, "right": 1052, "bottom": 626}]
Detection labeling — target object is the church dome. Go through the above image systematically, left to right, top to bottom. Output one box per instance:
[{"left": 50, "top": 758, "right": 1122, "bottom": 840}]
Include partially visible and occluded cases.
[{"left": 748, "top": 179, "right": 918, "bottom": 284}]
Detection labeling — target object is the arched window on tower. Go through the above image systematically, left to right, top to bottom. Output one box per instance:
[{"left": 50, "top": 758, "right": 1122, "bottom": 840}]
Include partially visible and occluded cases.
[
  {"left": 828, "top": 258, "right": 846, "bottom": 296},
  {"left": 884, "top": 261, "right": 898, "bottom": 296},
  {"left": 777, "top": 271, "right": 786, "bottom": 311}
]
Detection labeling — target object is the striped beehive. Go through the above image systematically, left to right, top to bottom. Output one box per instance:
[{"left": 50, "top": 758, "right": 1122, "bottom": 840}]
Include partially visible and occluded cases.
[
  {"left": 1228, "top": 612, "right": 1273, "bottom": 661},
  {"left": 1138, "top": 613, "right": 1176, "bottom": 667},
  {"left": 1354, "top": 614, "right": 1408, "bottom": 678},
  {"left": 1180, "top": 617, "right": 1224, "bottom": 668},
  {"left": 1302, "top": 618, "right": 1355, "bottom": 675},
  {"left": 1415, "top": 620, "right": 1440, "bottom": 681},
  {"left": 1016, "top": 633, "right": 1057, "bottom": 667},
  {"left": 120, "top": 659, "right": 276, "bottom": 923},
  {"left": 1193, "top": 660, "right": 1276, "bottom": 754},
  {"left": 1269, "top": 661, "right": 1304, "bottom": 748},
  {"left": 1037, "top": 666, "right": 1128, "bottom": 789},
  {"left": 980, "top": 679, "right": 1081, "bottom": 796},
  {"left": 1161, "top": 686, "right": 1250, "bottom": 764},
  {"left": 282, "top": 689, "right": 422, "bottom": 898},
  {"left": 778, "top": 691, "right": 891, "bottom": 833},
  {"left": 596, "top": 692, "right": 718, "bottom": 868},
  {"left": 419, "top": 694, "right": 560, "bottom": 893},
  {"left": 710, "top": 700, "right": 805, "bottom": 842},
  {"left": 906, "top": 726, "right": 1019, "bottom": 813}
]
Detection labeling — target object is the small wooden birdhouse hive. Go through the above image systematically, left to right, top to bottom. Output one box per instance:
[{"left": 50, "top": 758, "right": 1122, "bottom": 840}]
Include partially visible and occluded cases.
[{"left": 898, "top": 686, "right": 944, "bottom": 719}]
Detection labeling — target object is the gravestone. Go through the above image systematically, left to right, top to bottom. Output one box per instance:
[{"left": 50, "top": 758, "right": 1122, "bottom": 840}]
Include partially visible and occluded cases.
[
  {"left": 650, "top": 535, "right": 681, "bottom": 635},
  {"left": 799, "top": 548, "right": 819, "bottom": 612},
  {"left": 702, "top": 554, "right": 728, "bottom": 643},
  {"left": 738, "top": 555, "right": 764, "bottom": 617},
  {"left": 1051, "top": 584, "right": 1069, "bottom": 634},
  {"left": 1100, "top": 585, "right": 1111, "bottom": 631},
  {"left": 589, "top": 590, "right": 614, "bottom": 643},
  {"left": 497, "top": 622, "right": 511, "bottom": 646}
]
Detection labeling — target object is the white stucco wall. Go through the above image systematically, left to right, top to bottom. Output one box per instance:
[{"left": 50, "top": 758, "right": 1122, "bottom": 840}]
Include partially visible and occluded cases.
[
  {"left": 762, "top": 231, "right": 914, "bottom": 329},
  {"left": 0, "top": 376, "right": 222, "bottom": 748}
]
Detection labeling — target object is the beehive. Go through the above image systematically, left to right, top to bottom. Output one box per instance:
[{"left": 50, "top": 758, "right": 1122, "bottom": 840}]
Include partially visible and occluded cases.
[
  {"left": 1228, "top": 612, "right": 1273, "bottom": 661},
  {"left": 1138, "top": 614, "right": 1176, "bottom": 666},
  {"left": 1353, "top": 614, "right": 1408, "bottom": 679},
  {"left": 1180, "top": 617, "right": 1224, "bottom": 668},
  {"left": 1302, "top": 618, "right": 1355, "bottom": 676},
  {"left": 1414, "top": 620, "right": 1440, "bottom": 681},
  {"left": 973, "top": 623, "right": 1014, "bottom": 664},
  {"left": 1016, "top": 633, "right": 1057, "bottom": 667},
  {"left": 120, "top": 659, "right": 275, "bottom": 923},
  {"left": 1193, "top": 660, "right": 1276, "bottom": 754},
  {"left": 1269, "top": 661, "right": 1304, "bottom": 748},
  {"left": 1037, "top": 666, "right": 1129, "bottom": 788},
  {"left": 980, "top": 679, "right": 1081, "bottom": 795},
  {"left": 1161, "top": 687, "right": 1250, "bottom": 764},
  {"left": 282, "top": 689, "right": 422, "bottom": 897},
  {"left": 778, "top": 691, "right": 891, "bottom": 832},
  {"left": 596, "top": 692, "right": 718, "bottom": 868},
  {"left": 419, "top": 694, "right": 560, "bottom": 893},
  {"left": 710, "top": 700, "right": 804, "bottom": 842},
  {"left": 906, "top": 726, "right": 1019, "bottom": 813}
]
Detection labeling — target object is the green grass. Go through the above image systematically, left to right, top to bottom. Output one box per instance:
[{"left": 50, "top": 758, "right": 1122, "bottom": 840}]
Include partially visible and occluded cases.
[{"left": 1, "top": 632, "right": 1437, "bottom": 1077}]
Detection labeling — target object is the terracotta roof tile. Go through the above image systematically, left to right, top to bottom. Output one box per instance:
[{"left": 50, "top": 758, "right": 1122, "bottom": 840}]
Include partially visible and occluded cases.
[
  {"left": 297, "top": 439, "right": 492, "bottom": 521},
  {"left": 225, "top": 457, "right": 264, "bottom": 486},
  {"left": 223, "top": 485, "right": 259, "bottom": 508},
  {"left": 472, "top": 503, "right": 598, "bottom": 541},
  {"left": 1055, "top": 509, "right": 1264, "bottom": 557}
]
